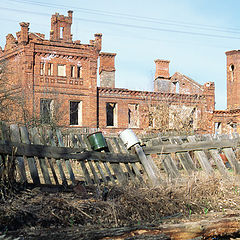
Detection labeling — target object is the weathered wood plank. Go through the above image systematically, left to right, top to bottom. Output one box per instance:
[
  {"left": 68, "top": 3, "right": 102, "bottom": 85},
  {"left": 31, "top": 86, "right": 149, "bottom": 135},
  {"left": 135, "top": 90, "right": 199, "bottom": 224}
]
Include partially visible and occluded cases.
[
  {"left": 9, "top": 124, "right": 27, "bottom": 183},
  {"left": 19, "top": 126, "right": 40, "bottom": 185},
  {"left": 29, "top": 127, "right": 52, "bottom": 185},
  {"left": 46, "top": 129, "right": 67, "bottom": 187},
  {"left": 56, "top": 130, "right": 76, "bottom": 184},
  {"left": 72, "top": 134, "right": 94, "bottom": 185},
  {"left": 204, "top": 135, "right": 229, "bottom": 178},
  {"left": 217, "top": 135, "right": 240, "bottom": 175},
  {"left": 187, "top": 136, "right": 214, "bottom": 175},
  {"left": 118, "top": 137, "right": 145, "bottom": 183},
  {"left": 170, "top": 137, "right": 196, "bottom": 175},
  {"left": 106, "top": 138, "right": 127, "bottom": 184},
  {"left": 143, "top": 138, "right": 239, "bottom": 154},
  {"left": 0, "top": 141, "right": 139, "bottom": 163},
  {"left": 134, "top": 144, "right": 162, "bottom": 186},
  {"left": 161, "top": 154, "right": 179, "bottom": 180},
  {"left": 88, "top": 160, "right": 100, "bottom": 184},
  {"left": 95, "top": 161, "right": 108, "bottom": 183}
]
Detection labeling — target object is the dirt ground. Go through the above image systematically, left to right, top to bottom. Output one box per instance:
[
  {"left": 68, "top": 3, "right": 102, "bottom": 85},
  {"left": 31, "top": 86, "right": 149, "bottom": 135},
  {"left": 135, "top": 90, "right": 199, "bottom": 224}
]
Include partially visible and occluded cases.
[{"left": 2, "top": 172, "right": 240, "bottom": 239}]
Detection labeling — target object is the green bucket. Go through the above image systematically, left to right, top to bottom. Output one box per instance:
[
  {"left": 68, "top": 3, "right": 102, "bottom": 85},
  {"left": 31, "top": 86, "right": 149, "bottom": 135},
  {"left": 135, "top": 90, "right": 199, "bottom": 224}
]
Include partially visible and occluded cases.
[{"left": 87, "top": 132, "right": 108, "bottom": 151}]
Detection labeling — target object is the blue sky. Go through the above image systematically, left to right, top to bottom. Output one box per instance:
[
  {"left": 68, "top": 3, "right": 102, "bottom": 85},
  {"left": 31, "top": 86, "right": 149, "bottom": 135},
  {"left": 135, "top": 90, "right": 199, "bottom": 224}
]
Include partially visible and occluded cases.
[{"left": 1, "top": 0, "right": 240, "bottom": 109}]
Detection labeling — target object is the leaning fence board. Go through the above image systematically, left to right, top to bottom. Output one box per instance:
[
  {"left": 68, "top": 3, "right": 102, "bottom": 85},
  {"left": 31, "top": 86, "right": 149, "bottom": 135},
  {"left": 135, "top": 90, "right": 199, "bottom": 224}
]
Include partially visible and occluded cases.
[
  {"left": 9, "top": 124, "right": 27, "bottom": 183},
  {"left": 19, "top": 126, "right": 40, "bottom": 185},
  {"left": 29, "top": 127, "right": 52, "bottom": 185},
  {"left": 46, "top": 129, "right": 68, "bottom": 186},
  {"left": 56, "top": 130, "right": 76, "bottom": 184},
  {"left": 71, "top": 133, "right": 94, "bottom": 185},
  {"left": 203, "top": 135, "right": 229, "bottom": 178},
  {"left": 217, "top": 135, "right": 240, "bottom": 175},
  {"left": 187, "top": 136, "right": 214, "bottom": 175},
  {"left": 170, "top": 137, "right": 197, "bottom": 175},
  {"left": 106, "top": 138, "right": 127, "bottom": 184},
  {"left": 112, "top": 138, "right": 138, "bottom": 181},
  {"left": 118, "top": 138, "right": 145, "bottom": 183},
  {"left": 134, "top": 144, "right": 162, "bottom": 186},
  {"left": 161, "top": 154, "right": 179, "bottom": 180},
  {"left": 95, "top": 161, "right": 108, "bottom": 183}
]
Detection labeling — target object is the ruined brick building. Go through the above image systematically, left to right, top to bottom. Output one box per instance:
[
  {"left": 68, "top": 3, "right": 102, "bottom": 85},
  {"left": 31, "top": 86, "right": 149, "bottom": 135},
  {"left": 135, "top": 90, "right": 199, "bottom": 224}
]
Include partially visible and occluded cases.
[
  {"left": 0, "top": 11, "right": 216, "bottom": 134},
  {"left": 212, "top": 50, "right": 240, "bottom": 135}
]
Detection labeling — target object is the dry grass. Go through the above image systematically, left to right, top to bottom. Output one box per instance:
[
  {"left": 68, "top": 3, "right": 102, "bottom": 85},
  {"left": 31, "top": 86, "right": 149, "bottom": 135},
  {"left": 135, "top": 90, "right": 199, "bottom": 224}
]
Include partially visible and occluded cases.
[{"left": 1, "top": 172, "right": 240, "bottom": 233}]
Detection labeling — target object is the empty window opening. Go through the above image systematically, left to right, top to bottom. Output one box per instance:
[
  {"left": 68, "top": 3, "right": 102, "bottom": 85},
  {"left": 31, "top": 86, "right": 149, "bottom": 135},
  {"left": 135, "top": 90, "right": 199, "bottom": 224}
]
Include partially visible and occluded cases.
[
  {"left": 60, "top": 27, "right": 64, "bottom": 39},
  {"left": 40, "top": 62, "right": 45, "bottom": 76},
  {"left": 47, "top": 63, "right": 53, "bottom": 76},
  {"left": 57, "top": 64, "right": 66, "bottom": 77},
  {"left": 229, "top": 64, "right": 234, "bottom": 82},
  {"left": 71, "top": 65, "right": 75, "bottom": 78},
  {"left": 77, "top": 66, "right": 82, "bottom": 78},
  {"left": 173, "top": 81, "right": 179, "bottom": 93},
  {"left": 40, "top": 99, "right": 54, "bottom": 124},
  {"left": 70, "top": 101, "right": 82, "bottom": 126},
  {"left": 106, "top": 103, "right": 117, "bottom": 127},
  {"left": 128, "top": 104, "right": 139, "bottom": 128},
  {"left": 214, "top": 122, "right": 222, "bottom": 135},
  {"left": 228, "top": 122, "right": 237, "bottom": 134}
]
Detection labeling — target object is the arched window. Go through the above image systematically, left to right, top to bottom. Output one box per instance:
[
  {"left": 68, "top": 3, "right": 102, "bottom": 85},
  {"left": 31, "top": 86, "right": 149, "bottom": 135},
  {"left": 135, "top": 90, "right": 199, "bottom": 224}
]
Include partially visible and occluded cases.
[{"left": 229, "top": 64, "right": 234, "bottom": 82}]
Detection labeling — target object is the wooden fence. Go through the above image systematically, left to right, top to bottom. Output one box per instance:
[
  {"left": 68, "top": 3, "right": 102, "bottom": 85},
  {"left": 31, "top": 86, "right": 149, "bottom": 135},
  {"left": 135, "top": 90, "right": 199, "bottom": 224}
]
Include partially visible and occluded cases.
[
  {"left": 0, "top": 122, "right": 240, "bottom": 189},
  {"left": 0, "top": 123, "right": 146, "bottom": 187},
  {"left": 142, "top": 133, "right": 240, "bottom": 180}
]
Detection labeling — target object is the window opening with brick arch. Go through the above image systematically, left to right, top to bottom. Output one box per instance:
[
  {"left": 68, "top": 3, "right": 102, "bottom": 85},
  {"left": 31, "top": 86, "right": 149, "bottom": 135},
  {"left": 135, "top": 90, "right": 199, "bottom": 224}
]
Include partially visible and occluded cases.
[
  {"left": 40, "top": 62, "right": 45, "bottom": 76},
  {"left": 47, "top": 63, "right": 53, "bottom": 76},
  {"left": 57, "top": 64, "right": 66, "bottom": 77},
  {"left": 229, "top": 64, "right": 234, "bottom": 82},
  {"left": 70, "top": 65, "right": 75, "bottom": 78},
  {"left": 77, "top": 65, "right": 82, "bottom": 78},
  {"left": 40, "top": 99, "right": 54, "bottom": 124},
  {"left": 70, "top": 101, "right": 82, "bottom": 126},
  {"left": 106, "top": 103, "right": 117, "bottom": 127},
  {"left": 128, "top": 104, "right": 139, "bottom": 128},
  {"left": 214, "top": 122, "right": 222, "bottom": 135}
]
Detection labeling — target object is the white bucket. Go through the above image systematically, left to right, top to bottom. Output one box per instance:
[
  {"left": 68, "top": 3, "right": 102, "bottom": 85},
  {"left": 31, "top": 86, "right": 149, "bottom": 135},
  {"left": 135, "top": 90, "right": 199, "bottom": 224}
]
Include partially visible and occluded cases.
[{"left": 119, "top": 128, "right": 140, "bottom": 149}]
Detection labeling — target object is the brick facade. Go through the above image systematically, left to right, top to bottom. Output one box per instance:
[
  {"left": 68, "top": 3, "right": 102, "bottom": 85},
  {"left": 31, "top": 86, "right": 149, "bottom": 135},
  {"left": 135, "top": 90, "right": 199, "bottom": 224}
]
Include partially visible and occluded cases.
[{"left": 0, "top": 11, "right": 215, "bottom": 135}]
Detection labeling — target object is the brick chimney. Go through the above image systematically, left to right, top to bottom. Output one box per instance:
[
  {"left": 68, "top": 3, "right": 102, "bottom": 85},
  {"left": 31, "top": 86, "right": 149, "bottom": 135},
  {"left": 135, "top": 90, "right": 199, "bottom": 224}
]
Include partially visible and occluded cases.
[
  {"left": 50, "top": 11, "right": 73, "bottom": 42},
  {"left": 19, "top": 22, "right": 30, "bottom": 44},
  {"left": 99, "top": 52, "right": 116, "bottom": 88},
  {"left": 154, "top": 59, "right": 171, "bottom": 92},
  {"left": 155, "top": 59, "right": 170, "bottom": 79}
]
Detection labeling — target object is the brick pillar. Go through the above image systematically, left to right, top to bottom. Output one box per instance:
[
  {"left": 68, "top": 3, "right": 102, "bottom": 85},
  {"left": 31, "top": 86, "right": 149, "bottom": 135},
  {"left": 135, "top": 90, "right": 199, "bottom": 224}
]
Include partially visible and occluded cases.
[
  {"left": 19, "top": 22, "right": 29, "bottom": 44},
  {"left": 94, "top": 33, "right": 102, "bottom": 52},
  {"left": 99, "top": 52, "right": 116, "bottom": 88},
  {"left": 154, "top": 59, "right": 170, "bottom": 92},
  {"left": 203, "top": 81, "right": 215, "bottom": 133}
]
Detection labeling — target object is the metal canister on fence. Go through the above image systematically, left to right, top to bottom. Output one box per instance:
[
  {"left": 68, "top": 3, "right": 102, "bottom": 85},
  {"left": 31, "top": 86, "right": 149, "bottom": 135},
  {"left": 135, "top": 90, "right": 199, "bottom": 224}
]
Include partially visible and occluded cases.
[
  {"left": 119, "top": 128, "right": 140, "bottom": 149},
  {"left": 87, "top": 132, "right": 108, "bottom": 151}
]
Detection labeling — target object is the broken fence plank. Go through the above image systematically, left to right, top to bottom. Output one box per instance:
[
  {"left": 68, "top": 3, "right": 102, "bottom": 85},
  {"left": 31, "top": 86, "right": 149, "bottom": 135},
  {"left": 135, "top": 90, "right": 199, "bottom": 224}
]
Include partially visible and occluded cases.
[
  {"left": 9, "top": 124, "right": 27, "bottom": 183},
  {"left": 19, "top": 126, "right": 40, "bottom": 185},
  {"left": 29, "top": 127, "right": 52, "bottom": 185},
  {"left": 56, "top": 129, "right": 76, "bottom": 185},
  {"left": 71, "top": 133, "right": 94, "bottom": 185},
  {"left": 204, "top": 135, "right": 229, "bottom": 178},
  {"left": 217, "top": 135, "right": 240, "bottom": 175},
  {"left": 187, "top": 136, "right": 214, "bottom": 175},
  {"left": 170, "top": 137, "right": 197, "bottom": 175},
  {"left": 161, "top": 154, "right": 180, "bottom": 180}
]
